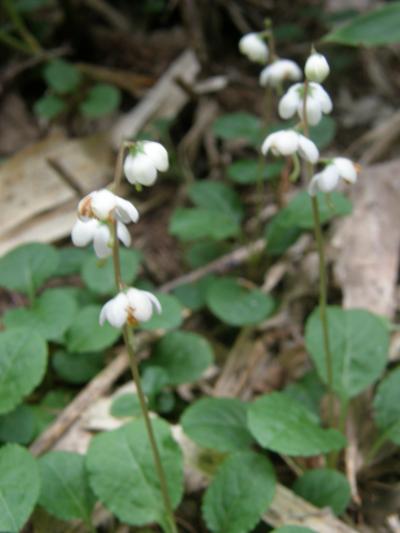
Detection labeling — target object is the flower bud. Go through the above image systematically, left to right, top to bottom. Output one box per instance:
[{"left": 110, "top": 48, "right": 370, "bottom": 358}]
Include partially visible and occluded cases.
[
  {"left": 239, "top": 33, "right": 268, "bottom": 64},
  {"left": 305, "top": 52, "right": 330, "bottom": 83},
  {"left": 260, "top": 59, "right": 302, "bottom": 88},
  {"left": 124, "top": 141, "right": 169, "bottom": 187}
]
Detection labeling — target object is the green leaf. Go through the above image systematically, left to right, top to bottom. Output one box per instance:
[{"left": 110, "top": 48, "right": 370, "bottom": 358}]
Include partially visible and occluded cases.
[
  {"left": 324, "top": 3, "right": 400, "bottom": 46},
  {"left": 43, "top": 60, "right": 81, "bottom": 94},
  {"left": 80, "top": 83, "right": 121, "bottom": 118},
  {"left": 34, "top": 95, "right": 66, "bottom": 119},
  {"left": 213, "top": 112, "right": 262, "bottom": 146},
  {"left": 309, "top": 116, "right": 337, "bottom": 150},
  {"left": 227, "top": 159, "right": 283, "bottom": 185},
  {"left": 187, "top": 181, "right": 243, "bottom": 222},
  {"left": 266, "top": 192, "right": 352, "bottom": 256},
  {"left": 170, "top": 208, "right": 240, "bottom": 241},
  {"left": 184, "top": 241, "right": 228, "bottom": 268},
  {"left": 0, "top": 242, "right": 59, "bottom": 296},
  {"left": 56, "top": 247, "right": 91, "bottom": 276},
  {"left": 82, "top": 249, "right": 142, "bottom": 295},
  {"left": 173, "top": 275, "right": 216, "bottom": 311},
  {"left": 206, "top": 277, "right": 275, "bottom": 326},
  {"left": 4, "top": 288, "right": 77, "bottom": 342},
  {"left": 140, "top": 293, "right": 183, "bottom": 331},
  {"left": 65, "top": 305, "right": 121, "bottom": 353},
  {"left": 305, "top": 307, "right": 389, "bottom": 400},
  {"left": 0, "top": 328, "right": 47, "bottom": 415},
  {"left": 150, "top": 331, "right": 214, "bottom": 385},
  {"left": 52, "top": 350, "right": 104, "bottom": 385},
  {"left": 141, "top": 366, "right": 170, "bottom": 398},
  {"left": 373, "top": 366, "right": 400, "bottom": 445},
  {"left": 284, "top": 371, "right": 325, "bottom": 420},
  {"left": 248, "top": 392, "right": 346, "bottom": 456},
  {"left": 110, "top": 393, "right": 142, "bottom": 418},
  {"left": 181, "top": 397, "right": 254, "bottom": 452},
  {"left": 0, "top": 404, "right": 35, "bottom": 444},
  {"left": 86, "top": 418, "right": 183, "bottom": 528},
  {"left": 0, "top": 444, "right": 40, "bottom": 532},
  {"left": 39, "top": 451, "right": 95, "bottom": 522},
  {"left": 203, "top": 451, "right": 276, "bottom": 533},
  {"left": 293, "top": 468, "right": 351, "bottom": 516},
  {"left": 272, "top": 527, "right": 318, "bottom": 533}
]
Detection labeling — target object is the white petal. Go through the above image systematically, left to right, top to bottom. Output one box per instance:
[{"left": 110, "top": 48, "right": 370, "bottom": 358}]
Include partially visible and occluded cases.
[
  {"left": 239, "top": 33, "right": 268, "bottom": 64},
  {"left": 305, "top": 53, "right": 330, "bottom": 83},
  {"left": 270, "top": 59, "right": 302, "bottom": 86},
  {"left": 310, "top": 83, "right": 332, "bottom": 114},
  {"left": 279, "top": 89, "right": 301, "bottom": 120},
  {"left": 298, "top": 96, "right": 322, "bottom": 126},
  {"left": 274, "top": 130, "right": 300, "bottom": 156},
  {"left": 297, "top": 134, "right": 319, "bottom": 163},
  {"left": 142, "top": 141, "right": 169, "bottom": 172},
  {"left": 124, "top": 153, "right": 157, "bottom": 186},
  {"left": 333, "top": 157, "right": 358, "bottom": 183},
  {"left": 316, "top": 165, "right": 340, "bottom": 193},
  {"left": 90, "top": 189, "right": 117, "bottom": 220},
  {"left": 115, "top": 197, "right": 139, "bottom": 223},
  {"left": 71, "top": 219, "right": 97, "bottom": 247},
  {"left": 116, "top": 221, "right": 131, "bottom": 247},
  {"left": 93, "top": 225, "right": 112, "bottom": 258},
  {"left": 126, "top": 288, "right": 154, "bottom": 322},
  {"left": 142, "top": 290, "right": 162, "bottom": 314},
  {"left": 100, "top": 293, "right": 128, "bottom": 328}
]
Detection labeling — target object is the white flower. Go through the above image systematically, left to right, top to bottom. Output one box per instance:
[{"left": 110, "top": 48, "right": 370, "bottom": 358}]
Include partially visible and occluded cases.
[
  {"left": 239, "top": 32, "right": 268, "bottom": 64},
  {"left": 305, "top": 52, "right": 330, "bottom": 83},
  {"left": 260, "top": 59, "right": 302, "bottom": 87},
  {"left": 278, "top": 82, "right": 332, "bottom": 126},
  {"left": 261, "top": 130, "right": 319, "bottom": 163},
  {"left": 124, "top": 141, "right": 169, "bottom": 186},
  {"left": 308, "top": 157, "right": 359, "bottom": 196},
  {"left": 78, "top": 189, "right": 139, "bottom": 224},
  {"left": 71, "top": 219, "right": 131, "bottom": 258},
  {"left": 99, "top": 288, "right": 162, "bottom": 327}
]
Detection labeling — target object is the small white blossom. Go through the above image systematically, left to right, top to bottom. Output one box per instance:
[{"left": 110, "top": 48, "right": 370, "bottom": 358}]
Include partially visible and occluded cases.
[
  {"left": 239, "top": 32, "right": 268, "bottom": 64},
  {"left": 305, "top": 52, "right": 330, "bottom": 83},
  {"left": 260, "top": 59, "right": 302, "bottom": 87},
  {"left": 278, "top": 82, "right": 332, "bottom": 126},
  {"left": 261, "top": 130, "right": 319, "bottom": 163},
  {"left": 124, "top": 141, "right": 169, "bottom": 186},
  {"left": 308, "top": 157, "right": 359, "bottom": 196},
  {"left": 78, "top": 189, "right": 139, "bottom": 224},
  {"left": 71, "top": 219, "right": 131, "bottom": 258},
  {"left": 99, "top": 288, "right": 162, "bottom": 328}
]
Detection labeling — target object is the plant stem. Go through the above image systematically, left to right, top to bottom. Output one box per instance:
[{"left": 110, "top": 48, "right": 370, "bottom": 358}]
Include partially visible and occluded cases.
[
  {"left": 2, "top": 0, "right": 42, "bottom": 54},
  {"left": 110, "top": 220, "right": 178, "bottom": 533}
]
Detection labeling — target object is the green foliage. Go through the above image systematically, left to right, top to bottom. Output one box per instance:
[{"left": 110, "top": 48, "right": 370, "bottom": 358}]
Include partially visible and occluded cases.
[
  {"left": 324, "top": 3, "right": 400, "bottom": 46},
  {"left": 43, "top": 60, "right": 82, "bottom": 94},
  {"left": 80, "top": 83, "right": 121, "bottom": 118},
  {"left": 34, "top": 94, "right": 66, "bottom": 119},
  {"left": 213, "top": 112, "right": 263, "bottom": 146},
  {"left": 309, "top": 116, "right": 337, "bottom": 150},
  {"left": 227, "top": 159, "right": 284, "bottom": 185},
  {"left": 187, "top": 181, "right": 243, "bottom": 222},
  {"left": 266, "top": 192, "right": 352, "bottom": 255},
  {"left": 170, "top": 208, "right": 240, "bottom": 241},
  {"left": 184, "top": 241, "right": 229, "bottom": 268},
  {"left": 0, "top": 242, "right": 59, "bottom": 297},
  {"left": 56, "top": 247, "right": 91, "bottom": 276},
  {"left": 82, "top": 249, "right": 142, "bottom": 295},
  {"left": 173, "top": 275, "right": 215, "bottom": 310},
  {"left": 206, "top": 277, "right": 275, "bottom": 326},
  {"left": 3, "top": 288, "right": 77, "bottom": 342},
  {"left": 140, "top": 293, "right": 183, "bottom": 331},
  {"left": 65, "top": 305, "right": 121, "bottom": 353},
  {"left": 305, "top": 307, "right": 388, "bottom": 400},
  {"left": 0, "top": 328, "right": 47, "bottom": 415},
  {"left": 150, "top": 330, "right": 214, "bottom": 385},
  {"left": 52, "top": 350, "right": 104, "bottom": 385},
  {"left": 373, "top": 366, "right": 400, "bottom": 445},
  {"left": 284, "top": 371, "right": 325, "bottom": 420},
  {"left": 248, "top": 392, "right": 346, "bottom": 456},
  {"left": 110, "top": 393, "right": 142, "bottom": 418},
  {"left": 181, "top": 397, "right": 254, "bottom": 452},
  {"left": 0, "top": 404, "right": 35, "bottom": 444},
  {"left": 86, "top": 418, "right": 183, "bottom": 528},
  {"left": 0, "top": 444, "right": 40, "bottom": 532},
  {"left": 39, "top": 451, "right": 95, "bottom": 522},
  {"left": 203, "top": 451, "right": 276, "bottom": 533},
  {"left": 292, "top": 468, "right": 351, "bottom": 516}
]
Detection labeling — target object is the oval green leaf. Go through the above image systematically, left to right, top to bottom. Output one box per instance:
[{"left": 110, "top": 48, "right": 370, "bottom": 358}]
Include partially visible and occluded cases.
[
  {"left": 80, "top": 83, "right": 121, "bottom": 118},
  {"left": 169, "top": 207, "right": 240, "bottom": 241},
  {"left": 140, "top": 293, "right": 183, "bottom": 331},
  {"left": 52, "top": 350, "right": 104, "bottom": 384},
  {"left": 373, "top": 366, "right": 400, "bottom": 445},
  {"left": 0, "top": 404, "right": 35, "bottom": 444}
]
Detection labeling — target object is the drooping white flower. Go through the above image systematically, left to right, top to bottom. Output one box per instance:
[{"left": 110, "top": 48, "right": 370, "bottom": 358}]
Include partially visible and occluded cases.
[
  {"left": 239, "top": 32, "right": 268, "bottom": 64},
  {"left": 305, "top": 52, "right": 330, "bottom": 83},
  {"left": 259, "top": 59, "right": 302, "bottom": 87},
  {"left": 278, "top": 82, "right": 332, "bottom": 126},
  {"left": 261, "top": 130, "right": 319, "bottom": 163},
  {"left": 123, "top": 141, "right": 169, "bottom": 186},
  {"left": 308, "top": 157, "right": 359, "bottom": 196},
  {"left": 78, "top": 189, "right": 139, "bottom": 224},
  {"left": 71, "top": 219, "right": 131, "bottom": 258},
  {"left": 99, "top": 288, "right": 162, "bottom": 327}
]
